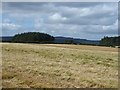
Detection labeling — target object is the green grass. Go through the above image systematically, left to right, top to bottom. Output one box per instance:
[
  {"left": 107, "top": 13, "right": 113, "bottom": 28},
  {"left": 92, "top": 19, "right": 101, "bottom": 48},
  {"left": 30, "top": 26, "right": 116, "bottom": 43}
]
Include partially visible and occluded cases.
[{"left": 1, "top": 43, "right": 118, "bottom": 88}]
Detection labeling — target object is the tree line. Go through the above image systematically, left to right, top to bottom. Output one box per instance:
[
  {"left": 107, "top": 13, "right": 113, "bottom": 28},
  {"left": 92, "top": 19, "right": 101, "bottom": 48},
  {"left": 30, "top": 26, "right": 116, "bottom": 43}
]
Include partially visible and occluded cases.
[
  {"left": 5, "top": 32, "right": 120, "bottom": 47},
  {"left": 12, "top": 32, "right": 54, "bottom": 43},
  {"left": 100, "top": 36, "right": 120, "bottom": 47}
]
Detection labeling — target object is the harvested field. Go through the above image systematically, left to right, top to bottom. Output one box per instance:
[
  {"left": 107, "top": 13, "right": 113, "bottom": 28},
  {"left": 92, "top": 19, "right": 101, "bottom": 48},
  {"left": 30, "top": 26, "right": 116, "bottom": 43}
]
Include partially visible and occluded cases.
[{"left": 1, "top": 43, "right": 118, "bottom": 88}]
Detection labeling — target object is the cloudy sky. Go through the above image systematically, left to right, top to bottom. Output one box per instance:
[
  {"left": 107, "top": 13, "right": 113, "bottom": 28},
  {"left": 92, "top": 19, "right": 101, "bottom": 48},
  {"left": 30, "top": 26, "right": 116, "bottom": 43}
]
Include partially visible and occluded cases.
[{"left": 2, "top": 2, "right": 118, "bottom": 40}]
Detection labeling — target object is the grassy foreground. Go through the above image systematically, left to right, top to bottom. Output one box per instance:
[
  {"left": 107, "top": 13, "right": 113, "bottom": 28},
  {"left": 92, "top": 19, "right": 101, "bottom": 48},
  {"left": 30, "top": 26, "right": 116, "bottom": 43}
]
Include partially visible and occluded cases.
[{"left": 1, "top": 43, "right": 118, "bottom": 88}]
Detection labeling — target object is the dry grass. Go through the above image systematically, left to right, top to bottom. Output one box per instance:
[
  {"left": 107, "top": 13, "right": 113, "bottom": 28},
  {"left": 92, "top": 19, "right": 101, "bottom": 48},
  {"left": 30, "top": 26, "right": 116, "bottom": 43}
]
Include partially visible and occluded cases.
[
  {"left": 0, "top": 43, "right": 2, "bottom": 89},
  {"left": 1, "top": 43, "right": 118, "bottom": 88}
]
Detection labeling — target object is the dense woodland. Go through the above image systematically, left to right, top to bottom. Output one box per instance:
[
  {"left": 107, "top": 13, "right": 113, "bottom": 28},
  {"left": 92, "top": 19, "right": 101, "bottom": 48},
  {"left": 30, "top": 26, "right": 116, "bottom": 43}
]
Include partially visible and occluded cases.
[
  {"left": 1, "top": 32, "right": 120, "bottom": 47},
  {"left": 12, "top": 32, "right": 55, "bottom": 43},
  {"left": 100, "top": 36, "right": 120, "bottom": 47}
]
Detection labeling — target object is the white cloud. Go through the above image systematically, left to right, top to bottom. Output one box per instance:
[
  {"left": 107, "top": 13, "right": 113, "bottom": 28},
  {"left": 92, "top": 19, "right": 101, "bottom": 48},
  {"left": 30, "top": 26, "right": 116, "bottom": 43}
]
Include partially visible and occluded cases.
[
  {"left": 49, "top": 13, "right": 67, "bottom": 22},
  {"left": 102, "top": 20, "right": 118, "bottom": 31},
  {"left": 2, "top": 23, "right": 21, "bottom": 30}
]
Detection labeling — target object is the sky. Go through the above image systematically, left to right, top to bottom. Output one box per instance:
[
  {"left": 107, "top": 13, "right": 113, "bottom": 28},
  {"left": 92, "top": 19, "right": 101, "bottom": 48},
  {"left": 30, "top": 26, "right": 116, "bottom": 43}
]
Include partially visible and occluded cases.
[{"left": 1, "top": 2, "right": 118, "bottom": 40}]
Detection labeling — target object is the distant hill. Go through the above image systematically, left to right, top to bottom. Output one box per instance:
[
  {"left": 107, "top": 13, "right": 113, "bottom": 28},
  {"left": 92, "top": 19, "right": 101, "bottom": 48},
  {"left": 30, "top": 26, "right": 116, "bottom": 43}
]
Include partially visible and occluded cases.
[
  {"left": 0, "top": 36, "right": 100, "bottom": 45},
  {"left": 0, "top": 36, "right": 13, "bottom": 42},
  {"left": 54, "top": 36, "right": 100, "bottom": 45}
]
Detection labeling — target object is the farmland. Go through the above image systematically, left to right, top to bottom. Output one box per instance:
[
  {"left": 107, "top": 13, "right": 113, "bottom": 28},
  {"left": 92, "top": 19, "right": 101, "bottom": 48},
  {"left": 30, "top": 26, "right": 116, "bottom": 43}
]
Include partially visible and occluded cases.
[{"left": 1, "top": 43, "right": 118, "bottom": 88}]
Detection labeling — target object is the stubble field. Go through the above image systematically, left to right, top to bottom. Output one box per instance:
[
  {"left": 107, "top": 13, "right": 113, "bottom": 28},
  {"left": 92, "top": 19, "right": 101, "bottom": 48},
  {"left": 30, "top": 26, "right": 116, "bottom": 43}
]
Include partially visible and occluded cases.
[{"left": 1, "top": 43, "right": 118, "bottom": 88}]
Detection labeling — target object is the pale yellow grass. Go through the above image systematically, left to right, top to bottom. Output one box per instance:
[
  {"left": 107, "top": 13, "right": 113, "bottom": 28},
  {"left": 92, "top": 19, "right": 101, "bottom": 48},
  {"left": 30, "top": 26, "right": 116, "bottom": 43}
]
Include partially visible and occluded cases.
[{"left": 1, "top": 43, "right": 118, "bottom": 88}]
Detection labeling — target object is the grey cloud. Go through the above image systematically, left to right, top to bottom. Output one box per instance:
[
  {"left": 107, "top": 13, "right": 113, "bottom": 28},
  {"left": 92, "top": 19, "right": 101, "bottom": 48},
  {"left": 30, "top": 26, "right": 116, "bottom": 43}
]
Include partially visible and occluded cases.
[
  {"left": 2, "top": 2, "right": 118, "bottom": 39},
  {"left": 3, "top": 2, "right": 117, "bottom": 23},
  {"left": 54, "top": 2, "right": 107, "bottom": 8}
]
